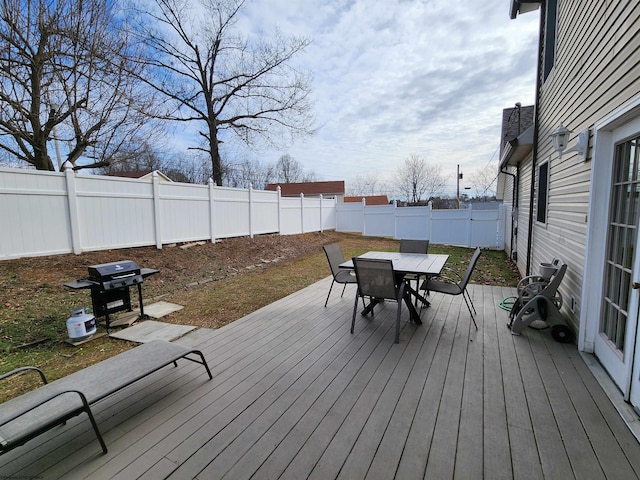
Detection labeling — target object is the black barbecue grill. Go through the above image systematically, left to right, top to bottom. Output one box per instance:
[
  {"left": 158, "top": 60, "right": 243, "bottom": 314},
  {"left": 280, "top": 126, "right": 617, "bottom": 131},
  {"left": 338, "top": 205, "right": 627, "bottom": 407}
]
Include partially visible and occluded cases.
[{"left": 65, "top": 261, "right": 159, "bottom": 331}]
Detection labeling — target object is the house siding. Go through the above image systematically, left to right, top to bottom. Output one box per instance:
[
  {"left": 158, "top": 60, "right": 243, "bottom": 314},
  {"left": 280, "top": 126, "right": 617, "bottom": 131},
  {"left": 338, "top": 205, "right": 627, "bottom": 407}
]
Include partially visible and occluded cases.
[
  {"left": 515, "top": 0, "right": 640, "bottom": 331},
  {"left": 516, "top": 160, "right": 532, "bottom": 277},
  {"left": 500, "top": 169, "right": 515, "bottom": 259}
]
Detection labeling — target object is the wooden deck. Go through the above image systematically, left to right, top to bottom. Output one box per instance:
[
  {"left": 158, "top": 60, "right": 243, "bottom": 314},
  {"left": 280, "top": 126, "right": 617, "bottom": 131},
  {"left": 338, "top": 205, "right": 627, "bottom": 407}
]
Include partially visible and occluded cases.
[{"left": 2, "top": 279, "right": 640, "bottom": 479}]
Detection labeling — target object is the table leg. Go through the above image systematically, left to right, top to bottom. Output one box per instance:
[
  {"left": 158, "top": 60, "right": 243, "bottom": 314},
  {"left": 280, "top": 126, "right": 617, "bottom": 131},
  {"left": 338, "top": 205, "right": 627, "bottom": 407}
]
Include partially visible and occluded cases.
[
  {"left": 137, "top": 283, "right": 148, "bottom": 320},
  {"left": 405, "top": 283, "right": 430, "bottom": 308},
  {"left": 403, "top": 291, "right": 422, "bottom": 325},
  {"left": 361, "top": 298, "right": 381, "bottom": 316}
]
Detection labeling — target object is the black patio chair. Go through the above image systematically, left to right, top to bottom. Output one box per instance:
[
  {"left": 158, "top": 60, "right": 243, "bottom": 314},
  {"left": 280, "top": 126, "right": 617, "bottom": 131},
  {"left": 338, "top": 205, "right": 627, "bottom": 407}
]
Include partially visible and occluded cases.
[
  {"left": 399, "top": 239, "right": 430, "bottom": 302},
  {"left": 399, "top": 239, "right": 430, "bottom": 254},
  {"left": 323, "top": 243, "right": 357, "bottom": 307},
  {"left": 420, "top": 247, "right": 482, "bottom": 330},
  {"left": 351, "top": 257, "right": 408, "bottom": 343}
]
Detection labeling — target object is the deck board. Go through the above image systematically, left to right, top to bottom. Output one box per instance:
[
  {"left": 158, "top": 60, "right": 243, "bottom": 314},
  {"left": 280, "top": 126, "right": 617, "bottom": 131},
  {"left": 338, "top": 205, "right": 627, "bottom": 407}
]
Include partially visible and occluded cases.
[{"left": 2, "top": 279, "right": 640, "bottom": 479}]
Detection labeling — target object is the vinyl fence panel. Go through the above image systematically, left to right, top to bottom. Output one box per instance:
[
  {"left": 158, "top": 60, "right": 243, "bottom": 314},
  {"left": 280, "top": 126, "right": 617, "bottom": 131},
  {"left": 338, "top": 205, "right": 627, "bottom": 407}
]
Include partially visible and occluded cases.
[
  {"left": 0, "top": 167, "right": 504, "bottom": 260},
  {"left": 0, "top": 168, "right": 72, "bottom": 258},
  {"left": 0, "top": 168, "right": 334, "bottom": 259},
  {"left": 75, "top": 175, "right": 156, "bottom": 251},
  {"left": 159, "top": 181, "right": 211, "bottom": 244},
  {"left": 211, "top": 186, "right": 251, "bottom": 239},
  {"left": 250, "top": 188, "right": 280, "bottom": 236},
  {"left": 279, "top": 196, "right": 303, "bottom": 235},
  {"left": 302, "top": 196, "right": 321, "bottom": 233},
  {"left": 321, "top": 197, "right": 337, "bottom": 231},
  {"left": 336, "top": 200, "right": 505, "bottom": 249},
  {"left": 336, "top": 201, "right": 364, "bottom": 233},
  {"left": 363, "top": 204, "right": 395, "bottom": 237},
  {"left": 394, "top": 205, "right": 431, "bottom": 240},
  {"left": 430, "top": 208, "right": 471, "bottom": 246},
  {"left": 469, "top": 209, "right": 505, "bottom": 248}
]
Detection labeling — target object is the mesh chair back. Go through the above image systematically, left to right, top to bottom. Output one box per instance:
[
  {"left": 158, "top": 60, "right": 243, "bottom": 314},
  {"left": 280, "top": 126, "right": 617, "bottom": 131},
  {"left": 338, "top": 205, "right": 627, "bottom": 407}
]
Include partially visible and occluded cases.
[
  {"left": 399, "top": 239, "right": 430, "bottom": 254},
  {"left": 323, "top": 243, "right": 346, "bottom": 276},
  {"left": 460, "top": 247, "right": 482, "bottom": 288},
  {"left": 353, "top": 258, "right": 398, "bottom": 299}
]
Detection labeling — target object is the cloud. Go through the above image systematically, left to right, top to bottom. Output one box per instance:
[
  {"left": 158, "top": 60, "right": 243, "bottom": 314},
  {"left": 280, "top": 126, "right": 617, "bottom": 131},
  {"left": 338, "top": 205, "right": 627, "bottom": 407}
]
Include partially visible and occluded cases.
[{"left": 221, "top": 0, "right": 541, "bottom": 193}]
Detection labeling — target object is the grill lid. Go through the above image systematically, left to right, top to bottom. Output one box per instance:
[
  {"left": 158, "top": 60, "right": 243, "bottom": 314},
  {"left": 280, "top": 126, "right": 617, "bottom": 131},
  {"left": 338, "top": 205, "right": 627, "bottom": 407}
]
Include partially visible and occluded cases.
[{"left": 88, "top": 260, "right": 141, "bottom": 279}]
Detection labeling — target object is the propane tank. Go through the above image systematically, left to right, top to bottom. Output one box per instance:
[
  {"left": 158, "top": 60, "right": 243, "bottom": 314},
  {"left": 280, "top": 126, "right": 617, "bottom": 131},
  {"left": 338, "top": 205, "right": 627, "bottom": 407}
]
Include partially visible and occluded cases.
[{"left": 66, "top": 307, "right": 97, "bottom": 341}]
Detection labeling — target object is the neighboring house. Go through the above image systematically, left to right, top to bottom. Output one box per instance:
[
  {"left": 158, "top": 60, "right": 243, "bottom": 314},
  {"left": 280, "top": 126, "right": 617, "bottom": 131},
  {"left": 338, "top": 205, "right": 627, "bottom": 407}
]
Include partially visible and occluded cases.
[
  {"left": 501, "top": 2, "right": 640, "bottom": 411},
  {"left": 497, "top": 103, "right": 535, "bottom": 261},
  {"left": 107, "top": 170, "right": 173, "bottom": 182},
  {"left": 265, "top": 181, "right": 345, "bottom": 201},
  {"left": 343, "top": 195, "right": 389, "bottom": 205},
  {"left": 465, "top": 201, "right": 503, "bottom": 211}
]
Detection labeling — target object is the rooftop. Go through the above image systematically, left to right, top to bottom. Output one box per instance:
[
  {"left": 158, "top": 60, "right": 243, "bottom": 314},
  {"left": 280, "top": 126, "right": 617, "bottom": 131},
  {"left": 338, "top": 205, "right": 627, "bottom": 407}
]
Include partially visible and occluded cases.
[{"left": 265, "top": 181, "right": 345, "bottom": 196}]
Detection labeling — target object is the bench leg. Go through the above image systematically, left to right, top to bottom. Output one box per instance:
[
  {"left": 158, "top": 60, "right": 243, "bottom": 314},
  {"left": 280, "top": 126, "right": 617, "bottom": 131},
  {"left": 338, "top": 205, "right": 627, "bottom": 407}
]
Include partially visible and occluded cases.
[
  {"left": 181, "top": 350, "right": 213, "bottom": 380},
  {"left": 79, "top": 395, "right": 108, "bottom": 454}
]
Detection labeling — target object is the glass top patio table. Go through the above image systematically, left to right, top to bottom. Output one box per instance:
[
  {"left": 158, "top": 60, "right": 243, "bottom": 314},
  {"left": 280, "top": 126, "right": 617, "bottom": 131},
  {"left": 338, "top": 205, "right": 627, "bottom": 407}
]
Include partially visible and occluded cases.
[{"left": 339, "top": 251, "right": 449, "bottom": 276}]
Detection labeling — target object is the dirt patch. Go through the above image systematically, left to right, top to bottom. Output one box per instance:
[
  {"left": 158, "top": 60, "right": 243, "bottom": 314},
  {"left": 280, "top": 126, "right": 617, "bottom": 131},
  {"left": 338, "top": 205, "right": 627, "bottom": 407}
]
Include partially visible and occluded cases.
[
  {"left": 0, "top": 231, "right": 347, "bottom": 343},
  {"left": 0, "top": 231, "right": 519, "bottom": 346},
  {"left": 2, "top": 231, "right": 339, "bottom": 291}
]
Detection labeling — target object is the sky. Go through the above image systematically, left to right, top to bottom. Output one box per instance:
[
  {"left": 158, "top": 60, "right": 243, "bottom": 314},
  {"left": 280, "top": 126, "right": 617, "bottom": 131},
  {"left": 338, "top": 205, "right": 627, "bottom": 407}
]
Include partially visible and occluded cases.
[{"left": 216, "top": 0, "right": 540, "bottom": 196}]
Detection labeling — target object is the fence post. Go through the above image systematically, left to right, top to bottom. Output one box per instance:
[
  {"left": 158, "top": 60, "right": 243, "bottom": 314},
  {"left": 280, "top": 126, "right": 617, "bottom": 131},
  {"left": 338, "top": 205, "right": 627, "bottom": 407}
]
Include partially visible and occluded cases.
[
  {"left": 64, "top": 163, "right": 82, "bottom": 254},
  {"left": 152, "top": 171, "right": 162, "bottom": 249},
  {"left": 209, "top": 178, "right": 216, "bottom": 243},
  {"left": 249, "top": 183, "right": 254, "bottom": 238},
  {"left": 277, "top": 186, "right": 282, "bottom": 234},
  {"left": 300, "top": 193, "right": 305, "bottom": 234},
  {"left": 319, "top": 194, "right": 324, "bottom": 232},
  {"left": 361, "top": 197, "right": 367, "bottom": 236},
  {"left": 393, "top": 200, "right": 398, "bottom": 239},
  {"left": 427, "top": 201, "right": 433, "bottom": 242},
  {"left": 467, "top": 204, "right": 473, "bottom": 248},
  {"left": 497, "top": 205, "right": 505, "bottom": 249}
]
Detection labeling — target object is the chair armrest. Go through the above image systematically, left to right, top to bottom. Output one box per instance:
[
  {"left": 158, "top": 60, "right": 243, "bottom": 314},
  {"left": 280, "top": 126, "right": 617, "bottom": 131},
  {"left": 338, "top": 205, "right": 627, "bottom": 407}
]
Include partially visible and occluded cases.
[
  {"left": 431, "top": 266, "right": 463, "bottom": 284},
  {"left": 0, "top": 366, "right": 48, "bottom": 385},
  {"left": 0, "top": 389, "right": 89, "bottom": 428}
]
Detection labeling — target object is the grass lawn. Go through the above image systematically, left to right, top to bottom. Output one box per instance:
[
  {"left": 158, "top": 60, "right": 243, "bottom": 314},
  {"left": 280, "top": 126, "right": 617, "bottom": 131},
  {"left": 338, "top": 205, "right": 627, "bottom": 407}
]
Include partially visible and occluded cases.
[{"left": 0, "top": 232, "right": 520, "bottom": 400}]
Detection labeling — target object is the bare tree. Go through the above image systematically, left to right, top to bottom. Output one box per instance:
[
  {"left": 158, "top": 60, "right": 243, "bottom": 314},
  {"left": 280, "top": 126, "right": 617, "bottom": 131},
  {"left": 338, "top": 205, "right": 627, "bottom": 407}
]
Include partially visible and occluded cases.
[
  {"left": 0, "top": 0, "right": 155, "bottom": 171},
  {"left": 130, "top": 0, "right": 316, "bottom": 186},
  {"left": 103, "top": 139, "right": 214, "bottom": 184},
  {"left": 102, "top": 140, "right": 167, "bottom": 174},
  {"left": 272, "top": 154, "right": 316, "bottom": 183},
  {"left": 274, "top": 154, "right": 301, "bottom": 183},
  {"left": 394, "top": 154, "right": 447, "bottom": 204},
  {"left": 225, "top": 157, "right": 274, "bottom": 189},
  {"left": 470, "top": 161, "right": 498, "bottom": 200},
  {"left": 347, "top": 173, "right": 386, "bottom": 196}
]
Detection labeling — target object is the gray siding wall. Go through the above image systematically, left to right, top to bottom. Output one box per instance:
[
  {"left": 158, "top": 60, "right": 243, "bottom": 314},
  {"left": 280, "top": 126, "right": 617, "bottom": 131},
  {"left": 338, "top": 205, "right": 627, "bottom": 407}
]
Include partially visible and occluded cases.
[
  {"left": 522, "top": 0, "right": 640, "bottom": 330},
  {"left": 515, "top": 159, "right": 531, "bottom": 278}
]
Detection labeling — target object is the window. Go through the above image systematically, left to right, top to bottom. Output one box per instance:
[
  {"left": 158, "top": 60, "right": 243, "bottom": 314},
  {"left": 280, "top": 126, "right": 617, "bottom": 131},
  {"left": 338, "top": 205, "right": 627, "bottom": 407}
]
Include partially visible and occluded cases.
[
  {"left": 543, "top": 0, "right": 559, "bottom": 81},
  {"left": 537, "top": 160, "right": 550, "bottom": 224}
]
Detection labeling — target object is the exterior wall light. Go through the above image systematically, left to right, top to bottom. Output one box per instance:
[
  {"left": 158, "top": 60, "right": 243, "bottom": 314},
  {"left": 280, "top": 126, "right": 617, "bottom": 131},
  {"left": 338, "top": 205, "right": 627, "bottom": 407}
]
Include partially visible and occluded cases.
[
  {"left": 550, "top": 123, "right": 572, "bottom": 157},
  {"left": 550, "top": 124, "right": 589, "bottom": 160}
]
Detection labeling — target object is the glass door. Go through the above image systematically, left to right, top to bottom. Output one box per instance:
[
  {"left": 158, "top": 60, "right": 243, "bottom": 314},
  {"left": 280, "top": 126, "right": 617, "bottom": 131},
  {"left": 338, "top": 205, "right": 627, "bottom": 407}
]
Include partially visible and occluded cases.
[{"left": 595, "top": 134, "right": 640, "bottom": 396}]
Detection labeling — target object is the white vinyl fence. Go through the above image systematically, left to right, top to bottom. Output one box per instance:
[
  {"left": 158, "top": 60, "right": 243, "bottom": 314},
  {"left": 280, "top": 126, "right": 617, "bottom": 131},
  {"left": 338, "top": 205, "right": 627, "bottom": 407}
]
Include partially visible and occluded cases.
[
  {"left": 0, "top": 167, "right": 337, "bottom": 259},
  {"left": 0, "top": 167, "right": 504, "bottom": 260},
  {"left": 336, "top": 200, "right": 505, "bottom": 249}
]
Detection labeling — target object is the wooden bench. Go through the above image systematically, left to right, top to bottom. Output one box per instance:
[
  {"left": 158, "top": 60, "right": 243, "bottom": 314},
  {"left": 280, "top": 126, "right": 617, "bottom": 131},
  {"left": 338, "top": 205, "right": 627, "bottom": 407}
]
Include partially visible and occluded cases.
[{"left": 0, "top": 340, "right": 212, "bottom": 455}]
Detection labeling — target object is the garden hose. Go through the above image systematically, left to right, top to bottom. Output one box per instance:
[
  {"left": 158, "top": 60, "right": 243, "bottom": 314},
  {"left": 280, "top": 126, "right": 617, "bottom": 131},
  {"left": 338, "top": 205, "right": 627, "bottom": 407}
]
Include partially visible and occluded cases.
[{"left": 499, "top": 296, "right": 517, "bottom": 312}]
